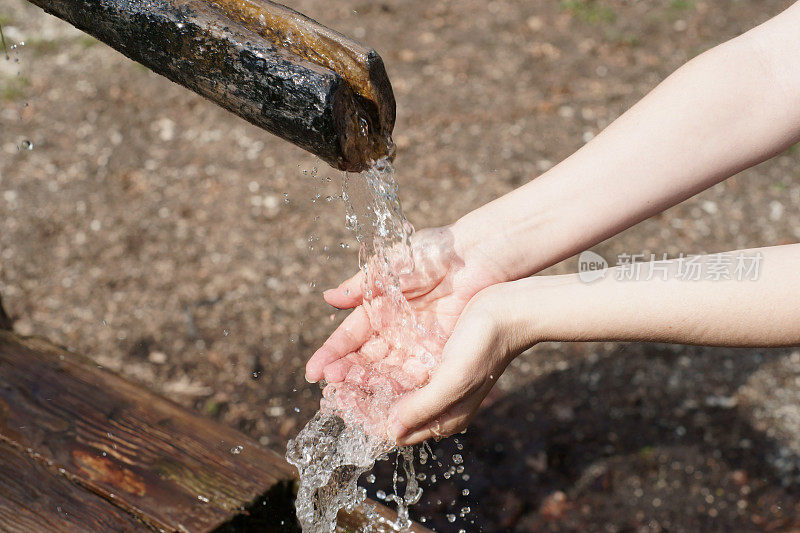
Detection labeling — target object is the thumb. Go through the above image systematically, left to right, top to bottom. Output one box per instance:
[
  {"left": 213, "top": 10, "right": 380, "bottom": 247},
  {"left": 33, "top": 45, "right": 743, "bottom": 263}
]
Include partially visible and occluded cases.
[
  {"left": 323, "top": 271, "right": 364, "bottom": 309},
  {"left": 388, "top": 310, "right": 493, "bottom": 441}
]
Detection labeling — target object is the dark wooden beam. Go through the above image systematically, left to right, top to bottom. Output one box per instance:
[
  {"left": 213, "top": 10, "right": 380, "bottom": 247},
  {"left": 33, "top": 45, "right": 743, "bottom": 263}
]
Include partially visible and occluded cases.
[
  {"left": 25, "top": 0, "right": 396, "bottom": 171},
  {"left": 0, "top": 331, "right": 431, "bottom": 532},
  {"left": 0, "top": 440, "right": 148, "bottom": 532}
]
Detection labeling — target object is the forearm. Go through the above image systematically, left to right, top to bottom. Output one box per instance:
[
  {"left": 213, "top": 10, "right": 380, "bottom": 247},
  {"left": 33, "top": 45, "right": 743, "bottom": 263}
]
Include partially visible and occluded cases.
[
  {"left": 454, "top": 3, "right": 800, "bottom": 281},
  {"left": 505, "top": 244, "right": 800, "bottom": 348}
]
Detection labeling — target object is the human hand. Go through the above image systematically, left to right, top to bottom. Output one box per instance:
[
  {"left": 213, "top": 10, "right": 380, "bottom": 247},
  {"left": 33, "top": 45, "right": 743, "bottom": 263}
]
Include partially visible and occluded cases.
[
  {"left": 304, "top": 224, "right": 510, "bottom": 436},
  {"left": 386, "top": 282, "right": 536, "bottom": 445}
]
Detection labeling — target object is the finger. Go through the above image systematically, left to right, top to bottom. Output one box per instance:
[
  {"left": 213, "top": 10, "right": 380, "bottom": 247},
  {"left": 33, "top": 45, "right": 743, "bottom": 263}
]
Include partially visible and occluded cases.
[
  {"left": 323, "top": 271, "right": 364, "bottom": 309},
  {"left": 305, "top": 306, "right": 371, "bottom": 382},
  {"left": 388, "top": 310, "right": 494, "bottom": 439},
  {"left": 322, "top": 353, "right": 358, "bottom": 383},
  {"left": 387, "top": 369, "right": 465, "bottom": 441},
  {"left": 395, "top": 401, "right": 475, "bottom": 446}
]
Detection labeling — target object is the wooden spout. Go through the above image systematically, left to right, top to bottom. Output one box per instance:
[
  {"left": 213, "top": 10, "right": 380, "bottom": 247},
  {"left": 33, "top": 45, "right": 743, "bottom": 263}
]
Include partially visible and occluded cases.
[{"left": 26, "top": 0, "right": 396, "bottom": 171}]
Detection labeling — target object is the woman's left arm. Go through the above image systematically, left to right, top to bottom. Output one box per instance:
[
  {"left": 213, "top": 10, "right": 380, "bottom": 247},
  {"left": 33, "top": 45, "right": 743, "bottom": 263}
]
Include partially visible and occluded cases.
[{"left": 390, "top": 243, "right": 800, "bottom": 445}]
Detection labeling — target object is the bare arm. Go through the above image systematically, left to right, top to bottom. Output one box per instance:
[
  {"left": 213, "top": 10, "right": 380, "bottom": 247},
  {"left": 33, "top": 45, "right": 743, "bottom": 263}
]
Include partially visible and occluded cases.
[
  {"left": 454, "top": 2, "right": 800, "bottom": 281},
  {"left": 390, "top": 244, "right": 800, "bottom": 445},
  {"left": 521, "top": 244, "right": 800, "bottom": 347}
]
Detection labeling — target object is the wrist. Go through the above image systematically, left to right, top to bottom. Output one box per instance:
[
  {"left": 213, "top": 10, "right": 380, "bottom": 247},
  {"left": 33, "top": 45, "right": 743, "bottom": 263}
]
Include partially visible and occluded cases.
[
  {"left": 450, "top": 169, "right": 588, "bottom": 283},
  {"left": 501, "top": 275, "right": 586, "bottom": 347},
  {"left": 488, "top": 279, "right": 552, "bottom": 355}
]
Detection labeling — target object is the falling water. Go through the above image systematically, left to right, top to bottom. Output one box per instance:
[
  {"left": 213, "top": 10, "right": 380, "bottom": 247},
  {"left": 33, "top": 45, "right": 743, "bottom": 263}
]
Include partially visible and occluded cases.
[{"left": 286, "top": 158, "right": 439, "bottom": 532}]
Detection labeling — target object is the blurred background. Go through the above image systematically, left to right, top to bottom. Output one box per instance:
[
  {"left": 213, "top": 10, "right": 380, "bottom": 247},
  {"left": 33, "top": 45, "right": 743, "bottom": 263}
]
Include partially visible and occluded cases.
[{"left": 1, "top": 0, "right": 799, "bottom": 530}]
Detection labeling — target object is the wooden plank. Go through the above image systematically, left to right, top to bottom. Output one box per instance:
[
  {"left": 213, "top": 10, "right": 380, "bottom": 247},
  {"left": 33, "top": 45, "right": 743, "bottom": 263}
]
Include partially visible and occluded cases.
[
  {"left": 25, "top": 0, "right": 395, "bottom": 171},
  {"left": 207, "top": 0, "right": 396, "bottom": 162},
  {"left": 0, "top": 330, "right": 294, "bottom": 531},
  {"left": 0, "top": 331, "right": 431, "bottom": 532},
  {"left": 0, "top": 440, "right": 147, "bottom": 532}
]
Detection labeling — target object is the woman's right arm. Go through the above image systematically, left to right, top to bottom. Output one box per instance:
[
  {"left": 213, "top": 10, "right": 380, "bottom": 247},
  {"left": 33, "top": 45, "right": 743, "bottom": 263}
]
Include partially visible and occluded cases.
[{"left": 452, "top": 1, "right": 800, "bottom": 283}]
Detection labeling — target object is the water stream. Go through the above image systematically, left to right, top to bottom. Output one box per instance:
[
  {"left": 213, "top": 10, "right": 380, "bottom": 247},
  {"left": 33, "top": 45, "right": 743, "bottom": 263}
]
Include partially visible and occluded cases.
[{"left": 286, "top": 158, "right": 440, "bottom": 532}]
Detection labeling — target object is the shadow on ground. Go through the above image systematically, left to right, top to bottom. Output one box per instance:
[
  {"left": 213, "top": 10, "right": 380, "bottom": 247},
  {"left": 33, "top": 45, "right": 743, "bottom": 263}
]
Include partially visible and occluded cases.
[{"left": 368, "top": 343, "right": 800, "bottom": 532}]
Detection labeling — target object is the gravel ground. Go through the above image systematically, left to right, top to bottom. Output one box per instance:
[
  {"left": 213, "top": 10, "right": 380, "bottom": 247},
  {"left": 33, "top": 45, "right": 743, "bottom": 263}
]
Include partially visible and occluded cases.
[{"left": 1, "top": 0, "right": 799, "bottom": 531}]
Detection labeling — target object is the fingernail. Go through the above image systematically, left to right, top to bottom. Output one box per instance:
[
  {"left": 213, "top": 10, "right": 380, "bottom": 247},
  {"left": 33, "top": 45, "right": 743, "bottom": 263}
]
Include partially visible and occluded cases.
[
  {"left": 305, "top": 373, "right": 315, "bottom": 384},
  {"left": 388, "top": 419, "right": 407, "bottom": 441}
]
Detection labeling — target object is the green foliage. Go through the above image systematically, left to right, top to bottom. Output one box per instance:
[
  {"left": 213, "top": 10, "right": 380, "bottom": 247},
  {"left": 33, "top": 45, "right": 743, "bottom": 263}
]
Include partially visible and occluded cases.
[
  {"left": 561, "top": 0, "right": 617, "bottom": 25},
  {"left": 669, "top": 0, "right": 694, "bottom": 11},
  {"left": 0, "top": 21, "right": 8, "bottom": 60},
  {"left": 605, "top": 29, "right": 639, "bottom": 47},
  {"left": 78, "top": 35, "right": 99, "bottom": 48},
  {"left": 25, "top": 38, "right": 58, "bottom": 55},
  {"left": 0, "top": 75, "right": 29, "bottom": 101},
  {"left": 203, "top": 399, "right": 222, "bottom": 417},
  {"left": 637, "top": 445, "right": 656, "bottom": 460}
]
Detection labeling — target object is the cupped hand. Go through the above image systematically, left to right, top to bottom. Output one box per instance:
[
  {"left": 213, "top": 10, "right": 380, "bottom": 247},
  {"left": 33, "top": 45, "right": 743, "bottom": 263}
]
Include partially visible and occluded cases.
[
  {"left": 304, "top": 225, "right": 511, "bottom": 437},
  {"left": 305, "top": 225, "right": 506, "bottom": 384},
  {"left": 387, "top": 282, "right": 536, "bottom": 445}
]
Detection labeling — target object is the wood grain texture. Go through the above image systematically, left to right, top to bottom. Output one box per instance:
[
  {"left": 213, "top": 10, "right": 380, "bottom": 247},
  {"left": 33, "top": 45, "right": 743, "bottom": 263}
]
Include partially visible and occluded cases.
[
  {"left": 25, "top": 0, "right": 395, "bottom": 171},
  {"left": 0, "top": 331, "right": 432, "bottom": 532},
  {"left": 0, "top": 331, "right": 294, "bottom": 531},
  {"left": 0, "top": 440, "right": 147, "bottom": 532}
]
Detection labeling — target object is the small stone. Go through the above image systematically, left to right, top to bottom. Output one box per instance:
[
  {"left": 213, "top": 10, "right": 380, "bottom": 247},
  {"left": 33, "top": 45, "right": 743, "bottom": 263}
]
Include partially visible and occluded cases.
[
  {"left": 148, "top": 351, "right": 167, "bottom": 364},
  {"left": 732, "top": 469, "right": 748, "bottom": 486},
  {"left": 541, "top": 490, "right": 569, "bottom": 519}
]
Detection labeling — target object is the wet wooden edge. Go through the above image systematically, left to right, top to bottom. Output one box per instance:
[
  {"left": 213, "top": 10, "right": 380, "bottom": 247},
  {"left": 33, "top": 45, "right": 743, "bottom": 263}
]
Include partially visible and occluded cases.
[
  {"left": 26, "top": 0, "right": 386, "bottom": 171},
  {"left": 207, "top": 0, "right": 396, "bottom": 158},
  {"left": 0, "top": 331, "right": 431, "bottom": 532},
  {"left": 0, "top": 439, "right": 149, "bottom": 532}
]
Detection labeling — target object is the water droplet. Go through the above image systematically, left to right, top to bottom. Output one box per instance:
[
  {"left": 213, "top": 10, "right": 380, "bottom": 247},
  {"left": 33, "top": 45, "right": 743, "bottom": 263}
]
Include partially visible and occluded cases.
[
  {"left": 20, "top": 140, "right": 33, "bottom": 151},
  {"left": 293, "top": 407, "right": 300, "bottom": 413},
  {"left": 230, "top": 445, "right": 244, "bottom": 455},
  {"left": 452, "top": 454, "right": 463, "bottom": 465},
  {"left": 366, "top": 474, "right": 376, "bottom": 483},
  {"left": 462, "top": 488, "right": 470, "bottom": 496},
  {"left": 376, "top": 490, "right": 386, "bottom": 500},
  {"left": 197, "top": 495, "right": 210, "bottom": 503},
  {"left": 446, "top": 514, "right": 456, "bottom": 523}
]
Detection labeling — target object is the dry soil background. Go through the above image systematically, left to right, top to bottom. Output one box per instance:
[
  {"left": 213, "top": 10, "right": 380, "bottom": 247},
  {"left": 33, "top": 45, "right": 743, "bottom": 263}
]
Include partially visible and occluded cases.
[{"left": 1, "top": 0, "right": 800, "bottom": 531}]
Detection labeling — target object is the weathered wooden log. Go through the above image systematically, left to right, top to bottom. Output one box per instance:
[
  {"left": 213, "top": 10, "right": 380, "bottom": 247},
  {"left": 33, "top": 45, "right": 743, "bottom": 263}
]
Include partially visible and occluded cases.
[
  {"left": 26, "top": 0, "right": 396, "bottom": 171},
  {"left": 0, "top": 331, "right": 431, "bottom": 532},
  {"left": 0, "top": 441, "right": 148, "bottom": 532}
]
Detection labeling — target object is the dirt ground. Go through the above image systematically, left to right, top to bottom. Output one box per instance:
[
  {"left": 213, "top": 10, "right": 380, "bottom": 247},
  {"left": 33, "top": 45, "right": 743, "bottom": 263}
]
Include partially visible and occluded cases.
[{"left": 2, "top": 0, "right": 800, "bottom": 531}]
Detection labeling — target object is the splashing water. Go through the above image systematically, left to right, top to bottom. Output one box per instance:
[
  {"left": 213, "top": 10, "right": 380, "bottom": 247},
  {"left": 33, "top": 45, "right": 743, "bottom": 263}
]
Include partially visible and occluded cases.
[{"left": 286, "top": 158, "right": 440, "bottom": 531}]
